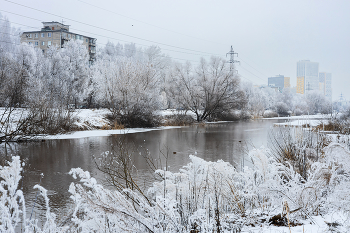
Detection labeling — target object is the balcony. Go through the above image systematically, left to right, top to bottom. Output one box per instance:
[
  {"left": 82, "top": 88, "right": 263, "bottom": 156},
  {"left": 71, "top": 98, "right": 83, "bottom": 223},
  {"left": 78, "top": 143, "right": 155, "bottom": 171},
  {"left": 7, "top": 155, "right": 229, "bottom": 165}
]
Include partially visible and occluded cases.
[{"left": 89, "top": 38, "right": 97, "bottom": 45}]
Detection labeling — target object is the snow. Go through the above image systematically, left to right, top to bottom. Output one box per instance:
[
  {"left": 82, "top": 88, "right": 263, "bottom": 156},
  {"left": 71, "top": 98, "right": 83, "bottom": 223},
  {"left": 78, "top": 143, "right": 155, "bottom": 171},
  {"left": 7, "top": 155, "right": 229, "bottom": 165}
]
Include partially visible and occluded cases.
[
  {"left": 1, "top": 107, "right": 333, "bottom": 141},
  {"left": 0, "top": 108, "right": 184, "bottom": 140},
  {"left": 73, "top": 108, "right": 110, "bottom": 129},
  {"left": 156, "top": 109, "right": 196, "bottom": 117},
  {"left": 264, "top": 114, "right": 331, "bottom": 120},
  {"left": 271, "top": 114, "right": 331, "bottom": 127},
  {"left": 275, "top": 119, "right": 327, "bottom": 127},
  {"left": 44, "top": 126, "right": 182, "bottom": 140},
  {"left": 2, "top": 132, "right": 350, "bottom": 232}
]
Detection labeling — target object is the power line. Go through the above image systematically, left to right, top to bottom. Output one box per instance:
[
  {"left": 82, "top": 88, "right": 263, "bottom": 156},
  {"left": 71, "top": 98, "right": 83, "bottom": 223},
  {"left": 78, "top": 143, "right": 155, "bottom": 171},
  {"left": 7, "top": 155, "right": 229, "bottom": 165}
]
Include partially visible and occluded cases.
[
  {"left": 3, "top": 0, "right": 222, "bottom": 56},
  {"left": 75, "top": 0, "right": 221, "bottom": 46},
  {"left": 75, "top": 0, "right": 271, "bottom": 78},
  {"left": 1, "top": 2, "right": 272, "bottom": 81},
  {"left": 1, "top": 5, "right": 271, "bottom": 80},
  {"left": 0, "top": 9, "right": 212, "bottom": 58},
  {"left": 0, "top": 18, "right": 200, "bottom": 63},
  {"left": 1, "top": 22, "right": 266, "bottom": 81},
  {"left": 0, "top": 31, "right": 199, "bottom": 63},
  {"left": 0, "top": 37, "right": 254, "bottom": 82},
  {"left": 239, "top": 57, "right": 269, "bottom": 78},
  {"left": 238, "top": 65, "right": 266, "bottom": 83}
]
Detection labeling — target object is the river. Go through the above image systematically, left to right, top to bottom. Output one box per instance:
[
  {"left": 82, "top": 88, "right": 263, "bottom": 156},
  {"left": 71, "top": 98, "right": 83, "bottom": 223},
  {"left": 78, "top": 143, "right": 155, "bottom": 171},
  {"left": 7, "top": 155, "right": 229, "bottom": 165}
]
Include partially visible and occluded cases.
[{"left": 1, "top": 119, "right": 284, "bottom": 224}]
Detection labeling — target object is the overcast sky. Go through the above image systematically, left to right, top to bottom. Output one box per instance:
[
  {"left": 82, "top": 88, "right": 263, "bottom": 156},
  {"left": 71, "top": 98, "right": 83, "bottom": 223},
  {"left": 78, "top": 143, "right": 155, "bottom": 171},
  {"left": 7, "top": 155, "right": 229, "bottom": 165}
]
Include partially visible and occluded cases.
[{"left": 2, "top": 0, "right": 350, "bottom": 100}]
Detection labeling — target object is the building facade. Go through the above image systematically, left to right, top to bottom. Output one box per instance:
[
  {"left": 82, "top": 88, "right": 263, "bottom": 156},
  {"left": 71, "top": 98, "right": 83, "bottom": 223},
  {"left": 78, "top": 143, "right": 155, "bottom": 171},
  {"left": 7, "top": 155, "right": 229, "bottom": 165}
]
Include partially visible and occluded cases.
[
  {"left": 20, "top": 21, "right": 96, "bottom": 62},
  {"left": 297, "top": 60, "right": 319, "bottom": 93},
  {"left": 319, "top": 72, "right": 332, "bottom": 101},
  {"left": 268, "top": 75, "right": 290, "bottom": 92},
  {"left": 296, "top": 76, "right": 305, "bottom": 94},
  {"left": 284, "top": 77, "right": 290, "bottom": 89}
]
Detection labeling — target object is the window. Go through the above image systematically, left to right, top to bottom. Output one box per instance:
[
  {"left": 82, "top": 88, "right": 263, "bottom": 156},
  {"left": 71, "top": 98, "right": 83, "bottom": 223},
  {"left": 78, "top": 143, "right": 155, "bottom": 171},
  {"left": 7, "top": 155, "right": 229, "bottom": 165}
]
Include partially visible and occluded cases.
[
  {"left": 35, "top": 33, "right": 38, "bottom": 38},
  {"left": 41, "top": 33, "right": 45, "bottom": 38},
  {"left": 48, "top": 33, "right": 52, "bottom": 37},
  {"left": 27, "top": 34, "right": 32, "bottom": 38},
  {"left": 68, "top": 34, "right": 71, "bottom": 38},
  {"left": 86, "top": 38, "right": 88, "bottom": 42},
  {"left": 35, "top": 41, "right": 38, "bottom": 46},
  {"left": 41, "top": 41, "right": 45, "bottom": 46},
  {"left": 48, "top": 41, "right": 52, "bottom": 46},
  {"left": 28, "top": 42, "right": 32, "bottom": 45}
]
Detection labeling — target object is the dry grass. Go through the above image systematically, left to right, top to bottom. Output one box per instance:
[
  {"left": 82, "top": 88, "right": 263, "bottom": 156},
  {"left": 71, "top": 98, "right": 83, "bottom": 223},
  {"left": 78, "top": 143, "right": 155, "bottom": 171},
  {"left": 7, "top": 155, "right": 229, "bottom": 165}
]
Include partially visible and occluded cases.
[
  {"left": 161, "top": 114, "right": 195, "bottom": 126},
  {"left": 113, "top": 121, "right": 124, "bottom": 129},
  {"left": 101, "top": 122, "right": 124, "bottom": 130},
  {"left": 268, "top": 127, "right": 331, "bottom": 180}
]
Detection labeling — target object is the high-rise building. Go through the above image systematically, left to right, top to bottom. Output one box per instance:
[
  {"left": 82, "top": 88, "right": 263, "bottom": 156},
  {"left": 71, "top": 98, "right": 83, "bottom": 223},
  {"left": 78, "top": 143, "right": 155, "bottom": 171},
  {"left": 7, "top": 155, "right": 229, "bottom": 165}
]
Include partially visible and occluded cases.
[
  {"left": 20, "top": 21, "right": 96, "bottom": 62},
  {"left": 297, "top": 60, "right": 319, "bottom": 93},
  {"left": 319, "top": 72, "right": 332, "bottom": 101},
  {"left": 268, "top": 75, "right": 290, "bottom": 92},
  {"left": 296, "top": 76, "right": 305, "bottom": 94},
  {"left": 284, "top": 77, "right": 290, "bottom": 88}
]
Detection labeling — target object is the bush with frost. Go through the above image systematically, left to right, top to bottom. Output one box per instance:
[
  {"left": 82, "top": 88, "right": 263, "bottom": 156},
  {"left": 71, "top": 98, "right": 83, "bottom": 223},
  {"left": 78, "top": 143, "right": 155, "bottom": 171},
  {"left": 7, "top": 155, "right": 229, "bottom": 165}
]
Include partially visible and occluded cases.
[
  {"left": 2, "top": 132, "right": 350, "bottom": 232},
  {"left": 0, "top": 156, "right": 66, "bottom": 232}
]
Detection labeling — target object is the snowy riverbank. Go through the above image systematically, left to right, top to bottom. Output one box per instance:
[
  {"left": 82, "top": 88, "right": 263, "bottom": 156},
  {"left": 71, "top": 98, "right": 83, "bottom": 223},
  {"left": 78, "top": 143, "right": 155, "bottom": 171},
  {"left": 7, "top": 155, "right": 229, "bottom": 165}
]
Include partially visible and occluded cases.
[
  {"left": 0, "top": 107, "right": 334, "bottom": 141},
  {"left": 2, "top": 138, "right": 350, "bottom": 232}
]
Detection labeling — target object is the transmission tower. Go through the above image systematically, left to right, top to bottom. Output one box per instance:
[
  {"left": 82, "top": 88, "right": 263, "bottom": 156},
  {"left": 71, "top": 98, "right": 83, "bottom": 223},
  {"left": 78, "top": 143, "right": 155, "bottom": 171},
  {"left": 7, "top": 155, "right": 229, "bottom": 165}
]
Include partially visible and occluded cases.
[{"left": 226, "top": 46, "right": 239, "bottom": 72}]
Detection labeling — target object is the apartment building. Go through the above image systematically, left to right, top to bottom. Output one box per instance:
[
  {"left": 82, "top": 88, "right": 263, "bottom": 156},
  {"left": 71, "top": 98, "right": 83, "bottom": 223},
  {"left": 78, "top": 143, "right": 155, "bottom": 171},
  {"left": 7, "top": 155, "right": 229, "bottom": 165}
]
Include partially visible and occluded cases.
[
  {"left": 20, "top": 21, "right": 96, "bottom": 62},
  {"left": 296, "top": 60, "right": 319, "bottom": 93},
  {"left": 319, "top": 72, "right": 332, "bottom": 101},
  {"left": 268, "top": 75, "right": 290, "bottom": 92},
  {"left": 296, "top": 76, "right": 305, "bottom": 94}
]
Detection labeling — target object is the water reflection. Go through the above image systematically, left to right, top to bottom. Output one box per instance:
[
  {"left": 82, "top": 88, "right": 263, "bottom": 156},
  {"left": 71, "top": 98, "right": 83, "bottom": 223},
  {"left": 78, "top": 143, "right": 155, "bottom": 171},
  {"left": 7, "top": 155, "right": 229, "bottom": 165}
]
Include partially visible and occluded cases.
[{"left": 0, "top": 119, "right": 282, "bottom": 220}]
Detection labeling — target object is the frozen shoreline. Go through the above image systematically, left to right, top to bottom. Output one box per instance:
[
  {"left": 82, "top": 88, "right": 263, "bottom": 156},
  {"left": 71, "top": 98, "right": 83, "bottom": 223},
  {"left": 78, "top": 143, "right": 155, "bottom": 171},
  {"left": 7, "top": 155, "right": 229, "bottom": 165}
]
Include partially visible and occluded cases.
[
  {"left": 1, "top": 107, "right": 332, "bottom": 141},
  {"left": 42, "top": 126, "right": 183, "bottom": 140}
]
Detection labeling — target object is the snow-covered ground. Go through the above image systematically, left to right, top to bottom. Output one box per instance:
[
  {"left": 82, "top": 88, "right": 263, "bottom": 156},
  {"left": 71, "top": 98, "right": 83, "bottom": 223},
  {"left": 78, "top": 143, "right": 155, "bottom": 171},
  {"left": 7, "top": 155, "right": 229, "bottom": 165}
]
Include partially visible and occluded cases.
[
  {"left": 1, "top": 108, "right": 334, "bottom": 140},
  {"left": 2, "top": 108, "right": 350, "bottom": 232},
  {"left": 72, "top": 108, "right": 111, "bottom": 129},
  {"left": 264, "top": 114, "right": 331, "bottom": 120},
  {"left": 271, "top": 114, "right": 331, "bottom": 128},
  {"left": 275, "top": 119, "right": 328, "bottom": 127},
  {"left": 44, "top": 127, "right": 182, "bottom": 139},
  {"left": 2, "top": 141, "right": 350, "bottom": 232},
  {"left": 243, "top": 213, "right": 348, "bottom": 232}
]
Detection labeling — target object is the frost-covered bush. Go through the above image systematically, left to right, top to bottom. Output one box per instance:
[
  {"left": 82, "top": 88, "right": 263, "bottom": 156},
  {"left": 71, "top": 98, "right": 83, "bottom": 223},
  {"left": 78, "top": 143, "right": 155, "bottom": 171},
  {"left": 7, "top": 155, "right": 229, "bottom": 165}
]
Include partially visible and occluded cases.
[
  {"left": 275, "top": 102, "right": 289, "bottom": 116},
  {"left": 293, "top": 108, "right": 304, "bottom": 116},
  {"left": 263, "top": 110, "right": 278, "bottom": 118},
  {"left": 2, "top": 132, "right": 350, "bottom": 232},
  {"left": 0, "top": 156, "right": 66, "bottom": 232}
]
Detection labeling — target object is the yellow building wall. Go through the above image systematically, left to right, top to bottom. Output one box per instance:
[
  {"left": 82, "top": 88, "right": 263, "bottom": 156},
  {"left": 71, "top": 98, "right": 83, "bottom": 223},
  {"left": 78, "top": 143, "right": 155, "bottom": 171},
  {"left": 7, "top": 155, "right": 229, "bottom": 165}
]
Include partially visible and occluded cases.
[
  {"left": 296, "top": 76, "right": 304, "bottom": 94},
  {"left": 284, "top": 77, "right": 290, "bottom": 88}
]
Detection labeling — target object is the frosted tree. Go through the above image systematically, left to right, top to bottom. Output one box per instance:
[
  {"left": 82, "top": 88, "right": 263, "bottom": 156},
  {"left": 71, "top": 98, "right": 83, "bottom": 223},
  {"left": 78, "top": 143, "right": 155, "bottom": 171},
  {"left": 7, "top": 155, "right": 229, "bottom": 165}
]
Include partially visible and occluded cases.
[
  {"left": 0, "top": 14, "right": 21, "bottom": 53},
  {"left": 59, "top": 40, "right": 92, "bottom": 107},
  {"left": 124, "top": 42, "right": 137, "bottom": 58},
  {"left": 93, "top": 54, "right": 162, "bottom": 127},
  {"left": 169, "top": 57, "right": 245, "bottom": 121},
  {"left": 241, "top": 82, "right": 270, "bottom": 117},
  {"left": 305, "top": 90, "right": 332, "bottom": 114}
]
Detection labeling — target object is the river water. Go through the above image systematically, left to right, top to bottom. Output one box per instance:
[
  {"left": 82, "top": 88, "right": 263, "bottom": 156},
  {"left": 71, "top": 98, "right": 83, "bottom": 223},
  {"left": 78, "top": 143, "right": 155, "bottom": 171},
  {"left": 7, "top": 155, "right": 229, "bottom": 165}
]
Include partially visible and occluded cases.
[{"left": 1, "top": 119, "right": 283, "bottom": 223}]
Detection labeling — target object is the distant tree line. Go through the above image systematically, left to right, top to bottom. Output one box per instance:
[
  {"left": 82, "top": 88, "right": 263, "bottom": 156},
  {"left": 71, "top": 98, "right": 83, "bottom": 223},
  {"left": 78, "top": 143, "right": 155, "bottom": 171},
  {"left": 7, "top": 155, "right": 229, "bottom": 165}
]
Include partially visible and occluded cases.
[{"left": 0, "top": 13, "right": 333, "bottom": 138}]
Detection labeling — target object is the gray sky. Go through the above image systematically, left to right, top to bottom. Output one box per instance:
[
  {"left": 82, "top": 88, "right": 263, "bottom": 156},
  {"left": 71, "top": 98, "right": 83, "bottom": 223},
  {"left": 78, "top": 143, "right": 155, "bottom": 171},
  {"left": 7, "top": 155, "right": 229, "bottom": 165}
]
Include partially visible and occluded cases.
[{"left": 2, "top": 0, "right": 350, "bottom": 100}]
